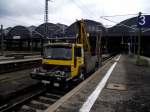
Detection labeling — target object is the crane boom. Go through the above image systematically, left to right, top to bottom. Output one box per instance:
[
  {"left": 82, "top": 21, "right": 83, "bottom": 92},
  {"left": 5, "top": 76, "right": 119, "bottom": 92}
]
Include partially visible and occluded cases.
[{"left": 77, "top": 20, "right": 91, "bottom": 55}]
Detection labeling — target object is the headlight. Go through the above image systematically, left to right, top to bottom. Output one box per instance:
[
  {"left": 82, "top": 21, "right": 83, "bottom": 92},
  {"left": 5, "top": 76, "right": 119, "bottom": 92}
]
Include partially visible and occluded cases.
[
  {"left": 64, "top": 67, "right": 71, "bottom": 72},
  {"left": 33, "top": 68, "right": 37, "bottom": 72}
]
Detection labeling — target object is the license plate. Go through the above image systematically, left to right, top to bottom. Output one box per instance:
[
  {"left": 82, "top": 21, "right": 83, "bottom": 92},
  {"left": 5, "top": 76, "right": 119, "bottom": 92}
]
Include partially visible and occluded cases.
[
  {"left": 42, "top": 80, "right": 50, "bottom": 84},
  {"left": 54, "top": 82, "right": 60, "bottom": 87}
]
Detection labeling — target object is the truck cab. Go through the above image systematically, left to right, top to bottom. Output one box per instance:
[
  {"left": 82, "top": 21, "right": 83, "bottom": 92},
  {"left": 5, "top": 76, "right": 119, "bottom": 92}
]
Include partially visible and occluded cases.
[{"left": 30, "top": 43, "right": 85, "bottom": 84}]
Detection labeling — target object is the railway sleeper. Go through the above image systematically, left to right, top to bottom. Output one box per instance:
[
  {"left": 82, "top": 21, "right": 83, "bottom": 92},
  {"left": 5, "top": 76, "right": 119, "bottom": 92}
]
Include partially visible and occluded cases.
[
  {"left": 36, "top": 97, "right": 54, "bottom": 104},
  {"left": 31, "top": 100, "right": 49, "bottom": 107},
  {"left": 26, "top": 102, "right": 47, "bottom": 110},
  {"left": 21, "top": 105, "right": 43, "bottom": 112}
]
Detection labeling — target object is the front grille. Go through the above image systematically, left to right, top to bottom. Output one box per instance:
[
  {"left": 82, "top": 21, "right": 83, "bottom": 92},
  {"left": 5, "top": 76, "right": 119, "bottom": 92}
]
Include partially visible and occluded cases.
[{"left": 42, "top": 64, "right": 71, "bottom": 72}]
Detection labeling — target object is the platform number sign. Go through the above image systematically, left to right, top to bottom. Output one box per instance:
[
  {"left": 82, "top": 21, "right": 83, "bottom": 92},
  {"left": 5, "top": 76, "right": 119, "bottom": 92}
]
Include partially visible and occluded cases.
[{"left": 137, "top": 15, "right": 150, "bottom": 28}]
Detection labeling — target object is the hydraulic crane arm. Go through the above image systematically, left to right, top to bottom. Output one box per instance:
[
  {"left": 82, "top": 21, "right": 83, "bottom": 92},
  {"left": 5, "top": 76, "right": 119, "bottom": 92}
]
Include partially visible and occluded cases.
[{"left": 77, "top": 20, "right": 91, "bottom": 55}]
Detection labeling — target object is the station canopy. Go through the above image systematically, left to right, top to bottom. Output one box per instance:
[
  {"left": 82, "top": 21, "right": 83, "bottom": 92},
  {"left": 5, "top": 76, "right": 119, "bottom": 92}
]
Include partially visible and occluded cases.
[
  {"left": 108, "top": 17, "right": 150, "bottom": 36},
  {"left": 65, "top": 19, "right": 106, "bottom": 38},
  {"left": 32, "top": 23, "right": 67, "bottom": 39},
  {"left": 7, "top": 25, "right": 31, "bottom": 40}
]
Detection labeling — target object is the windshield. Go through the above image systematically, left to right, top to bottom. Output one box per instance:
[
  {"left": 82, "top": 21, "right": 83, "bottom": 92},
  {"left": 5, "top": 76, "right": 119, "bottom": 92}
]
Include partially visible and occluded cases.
[{"left": 44, "top": 46, "right": 72, "bottom": 60}]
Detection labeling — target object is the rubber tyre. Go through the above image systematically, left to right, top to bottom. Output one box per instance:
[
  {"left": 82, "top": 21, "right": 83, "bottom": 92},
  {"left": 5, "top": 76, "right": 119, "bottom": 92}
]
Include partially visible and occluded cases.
[{"left": 78, "top": 69, "right": 85, "bottom": 81}]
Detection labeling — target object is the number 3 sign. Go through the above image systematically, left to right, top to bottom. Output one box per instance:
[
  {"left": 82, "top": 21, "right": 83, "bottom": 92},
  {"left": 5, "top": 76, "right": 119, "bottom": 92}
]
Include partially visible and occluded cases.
[{"left": 137, "top": 15, "right": 150, "bottom": 28}]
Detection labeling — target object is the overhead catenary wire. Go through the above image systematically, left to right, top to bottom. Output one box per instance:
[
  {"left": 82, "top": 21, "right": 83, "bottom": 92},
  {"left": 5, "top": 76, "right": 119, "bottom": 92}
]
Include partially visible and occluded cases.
[
  {"left": 2, "top": 0, "right": 150, "bottom": 32},
  {"left": 71, "top": 0, "right": 140, "bottom": 30},
  {"left": 71, "top": 0, "right": 97, "bottom": 18},
  {"left": 71, "top": 0, "right": 150, "bottom": 33},
  {"left": 71, "top": 0, "right": 113, "bottom": 28},
  {"left": 77, "top": 0, "right": 98, "bottom": 17},
  {"left": 100, "top": 13, "right": 138, "bottom": 18},
  {"left": 100, "top": 17, "right": 137, "bottom": 31}
]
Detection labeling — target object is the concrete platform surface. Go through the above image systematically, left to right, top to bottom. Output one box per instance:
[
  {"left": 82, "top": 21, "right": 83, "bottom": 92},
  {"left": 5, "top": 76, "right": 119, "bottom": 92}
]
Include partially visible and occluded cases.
[
  {"left": 0, "top": 55, "right": 41, "bottom": 63},
  {"left": 47, "top": 55, "right": 150, "bottom": 112}
]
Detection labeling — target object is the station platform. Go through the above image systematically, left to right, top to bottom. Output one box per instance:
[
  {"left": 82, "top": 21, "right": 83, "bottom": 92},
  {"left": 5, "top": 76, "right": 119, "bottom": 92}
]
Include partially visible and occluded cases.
[
  {"left": 46, "top": 54, "right": 150, "bottom": 112},
  {"left": 0, "top": 55, "right": 42, "bottom": 74},
  {"left": 0, "top": 55, "right": 41, "bottom": 62}
]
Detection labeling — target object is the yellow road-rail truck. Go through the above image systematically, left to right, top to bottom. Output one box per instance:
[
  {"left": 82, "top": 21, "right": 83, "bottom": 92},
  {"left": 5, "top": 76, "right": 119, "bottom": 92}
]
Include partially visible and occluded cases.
[{"left": 30, "top": 20, "right": 101, "bottom": 86}]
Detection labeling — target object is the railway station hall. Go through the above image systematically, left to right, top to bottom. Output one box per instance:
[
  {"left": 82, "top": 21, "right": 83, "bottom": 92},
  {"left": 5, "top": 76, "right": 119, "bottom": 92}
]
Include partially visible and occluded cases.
[{"left": 0, "top": 0, "right": 150, "bottom": 112}]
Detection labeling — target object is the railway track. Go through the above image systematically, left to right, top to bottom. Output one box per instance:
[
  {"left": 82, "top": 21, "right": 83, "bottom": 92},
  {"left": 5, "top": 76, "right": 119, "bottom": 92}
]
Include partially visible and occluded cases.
[
  {"left": 0, "top": 54, "right": 116, "bottom": 112},
  {"left": 0, "top": 86, "right": 71, "bottom": 112},
  {"left": 19, "top": 90, "right": 67, "bottom": 112}
]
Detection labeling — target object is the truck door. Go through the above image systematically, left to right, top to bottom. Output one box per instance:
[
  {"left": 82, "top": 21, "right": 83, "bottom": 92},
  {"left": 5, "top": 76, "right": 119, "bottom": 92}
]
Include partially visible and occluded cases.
[
  {"left": 72, "top": 46, "right": 83, "bottom": 78},
  {"left": 75, "top": 47, "right": 83, "bottom": 68}
]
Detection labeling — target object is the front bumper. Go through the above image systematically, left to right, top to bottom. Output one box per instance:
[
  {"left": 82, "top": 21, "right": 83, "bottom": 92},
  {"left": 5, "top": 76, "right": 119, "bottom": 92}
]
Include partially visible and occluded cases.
[{"left": 30, "top": 70, "right": 71, "bottom": 82}]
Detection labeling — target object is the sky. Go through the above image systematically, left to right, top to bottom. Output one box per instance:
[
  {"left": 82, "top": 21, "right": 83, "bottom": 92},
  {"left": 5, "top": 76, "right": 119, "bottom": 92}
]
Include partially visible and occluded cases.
[{"left": 0, "top": 0, "right": 149, "bottom": 28}]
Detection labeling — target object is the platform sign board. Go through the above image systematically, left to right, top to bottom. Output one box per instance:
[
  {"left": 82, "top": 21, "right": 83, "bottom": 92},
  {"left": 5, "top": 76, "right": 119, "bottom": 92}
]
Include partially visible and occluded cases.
[{"left": 137, "top": 15, "right": 150, "bottom": 28}]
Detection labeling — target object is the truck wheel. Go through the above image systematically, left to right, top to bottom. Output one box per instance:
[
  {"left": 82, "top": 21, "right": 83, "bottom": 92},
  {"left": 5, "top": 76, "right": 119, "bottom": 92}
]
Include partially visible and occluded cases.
[
  {"left": 95, "top": 62, "right": 99, "bottom": 71},
  {"left": 78, "top": 69, "right": 85, "bottom": 81},
  {"left": 60, "top": 82, "right": 69, "bottom": 90}
]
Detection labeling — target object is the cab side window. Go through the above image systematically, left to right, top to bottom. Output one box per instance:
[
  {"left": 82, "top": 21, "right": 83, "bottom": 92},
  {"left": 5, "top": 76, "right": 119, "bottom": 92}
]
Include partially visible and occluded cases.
[{"left": 75, "top": 47, "right": 81, "bottom": 57}]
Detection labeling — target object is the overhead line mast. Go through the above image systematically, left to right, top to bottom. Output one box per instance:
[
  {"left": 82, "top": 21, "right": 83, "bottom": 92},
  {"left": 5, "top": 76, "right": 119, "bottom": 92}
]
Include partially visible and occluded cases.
[
  {"left": 41, "top": 0, "right": 50, "bottom": 55},
  {"left": 44, "top": 0, "right": 50, "bottom": 39},
  {"left": 45, "top": 0, "right": 50, "bottom": 23}
]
